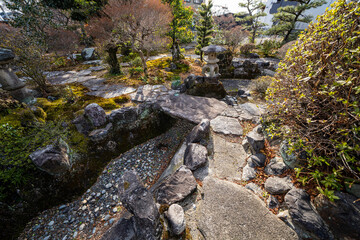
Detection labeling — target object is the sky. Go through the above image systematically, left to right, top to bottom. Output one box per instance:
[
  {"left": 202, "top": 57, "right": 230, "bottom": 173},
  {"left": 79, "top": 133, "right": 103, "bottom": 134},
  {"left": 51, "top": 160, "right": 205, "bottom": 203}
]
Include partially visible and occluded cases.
[{"left": 212, "top": 0, "right": 247, "bottom": 14}]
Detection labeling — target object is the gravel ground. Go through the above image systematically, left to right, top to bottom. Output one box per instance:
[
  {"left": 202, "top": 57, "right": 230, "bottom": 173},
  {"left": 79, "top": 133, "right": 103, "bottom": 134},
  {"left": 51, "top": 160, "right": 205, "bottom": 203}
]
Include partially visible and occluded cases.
[{"left": 19, "top": 120, "right": 194, "bottom": 240}]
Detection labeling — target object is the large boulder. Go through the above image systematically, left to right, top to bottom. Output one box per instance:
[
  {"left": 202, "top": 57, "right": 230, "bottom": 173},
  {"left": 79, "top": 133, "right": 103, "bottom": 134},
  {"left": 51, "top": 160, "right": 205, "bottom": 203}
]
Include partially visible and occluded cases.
[
  {"left": 0, "top": 48, "right": 15, "bottom": 62},
  {"left": 81, "top": 48, "right": 97, "bottom": 61},
  {"left": 233, "top": 59, "right": 262, "bottom": 79},
  {"left": 185, "top": 75, "right": 227, "bottom": 99},
  {"left": 84, "top": 103, "right": 107, "bottom": 127},
  {"left": 185, "top": 119, "right": 210, "bottom": 144},
  {"left": 88, "top": 123, "right": 113, "bottom": 142},
  {"left": 29, "top": 140, "right": 71, "bottom": 176},
  {"left": 184, "top": 143, "right": 208, "bottom": 171},
  {"left": 155, "top": 165, "right": 197, "bottom": 204},
  {"left": 118, "top": 170, "right": 161, "bottom": 240},
  {"left": 285, "top": 188, "right": 333, "bottom": 240},
  {"left": 314, "top": 191, "right": 360, "bottom": 240},
  {"left": 165, "top": 204, "right": 186, "bottom": 235}
]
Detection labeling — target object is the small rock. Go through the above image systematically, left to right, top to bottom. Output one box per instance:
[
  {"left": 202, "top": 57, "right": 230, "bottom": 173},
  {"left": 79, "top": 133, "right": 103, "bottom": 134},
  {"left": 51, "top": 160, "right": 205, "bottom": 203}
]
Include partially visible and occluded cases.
[
  {"left": 245, "top": 129, "right": 264, "bottom": 154},
  {"left": 184, "top": 143, "right": 208, "bottom": 171},
  {"left": 264, "top": 157, "right": 287, "bottom": 176},
  {"left": 242, "top": 164, "right": 257, "bottom": 181},
  {"left": 264, "top": 176, "right": 293, "bottom": 194},
  {"left": 105, "top": 183, "right": 113, "bottom": 189},
  {"left": 166, "top": 204, "right": 186, "bottom": 235},
  {"left": 59, "top": 205, "right": 67, "bottom": 210},
  {"left": 112, "top": 207, "right": 118, "bottom": 213},
  {"left": 104, "top": 214, "right": 111, "bottom": 221},
  {"left": 48, "top": 221, "right": 54, "bottom": 226},
  {"left": 79, "top": 223, "right": 85, "bottom": 231},
  {"left": 73, "top": 231, "right": 78, "bottom": 238},
  {"left": 43, "top": 236, "right": 50, "bottom": 240}
]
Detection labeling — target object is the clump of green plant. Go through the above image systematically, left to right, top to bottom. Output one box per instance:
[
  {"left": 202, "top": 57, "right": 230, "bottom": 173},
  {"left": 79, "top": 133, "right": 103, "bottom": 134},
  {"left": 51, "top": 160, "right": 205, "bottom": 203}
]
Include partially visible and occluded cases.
[
  {"left": 266, "top": 0, "right": 360, "bottom": 200},
  {"left": 258, "top": 39, "right": 281, "bottom": 57},
  {"left": 240, "top": 43, "right": 255, "bottom": 55},
  {"left": 130, "top": 56, "right": 143, "bottom": 67},
  {"left": 129, "top": 67, "right": 144, "bottom": 77},
  {"left": 253, "top": 76, "right": 273, "bottom": 98}
]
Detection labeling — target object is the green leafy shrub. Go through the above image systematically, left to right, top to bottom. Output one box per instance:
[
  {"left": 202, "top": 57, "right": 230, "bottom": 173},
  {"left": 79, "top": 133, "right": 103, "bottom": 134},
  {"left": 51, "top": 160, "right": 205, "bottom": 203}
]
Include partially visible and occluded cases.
[
  {"left": 266, "top": 0, "right": 360, "bottom": 199},
  {"left": 258, "top": 39, "right": 281, "bottom": 57},
  {"left": 240, "top": 43, "right": 255, "bottom": 55},
  {"left": 130, "top": 56, "right": 143, "bottom": 68},
  {"left": 0, "top": 121, "right": 87, "bottom": 200}
]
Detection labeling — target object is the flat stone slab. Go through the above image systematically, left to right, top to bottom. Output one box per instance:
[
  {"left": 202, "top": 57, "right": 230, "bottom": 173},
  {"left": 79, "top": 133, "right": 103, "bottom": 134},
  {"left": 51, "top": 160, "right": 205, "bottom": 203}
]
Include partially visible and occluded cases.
[
  {"left": 130, "top": 85, "right": 169, "bottom": 103},
  {"left": 87, "top": 86, "right": 136, "bottom": 99},
  {"left": 156, "top": 94, "right": 228, "bottom": 124},
  {"left": 210, "top": 116, "right": 243, "bottom": 136},
  {"left": 210, "top": 134, "right": 246, "bottom": 180},
  {"left": 198, "top": 177, "right": 298, "bottom": 240}
]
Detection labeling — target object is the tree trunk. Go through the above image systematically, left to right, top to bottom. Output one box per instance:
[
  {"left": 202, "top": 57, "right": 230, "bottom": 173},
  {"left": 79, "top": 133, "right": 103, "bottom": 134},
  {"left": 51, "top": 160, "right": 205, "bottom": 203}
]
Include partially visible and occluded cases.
[
  {"left": 105, "top": 43, "right": 121, "bottom": 75},
  {"left": 138, "top": 50, "right": 148, "bottom": 77},
  {"left": 200, "top": 51, "right": 203, "bottom": 62}
]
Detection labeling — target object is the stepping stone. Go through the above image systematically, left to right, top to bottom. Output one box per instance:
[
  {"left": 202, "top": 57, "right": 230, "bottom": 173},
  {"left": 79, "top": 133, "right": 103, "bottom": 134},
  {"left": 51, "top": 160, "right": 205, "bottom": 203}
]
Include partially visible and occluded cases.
[
  {"left": 87, "top": 86, "right": 136, "bottom": 99},
  {"left": 210, "top": 116, "right": 243, "bottom": 136},
  {"left": 210, "top": 134, "right": 246, "bottom": 180},
  {"left": 198, "top": 177, "right": 298, "bottom": 240}
]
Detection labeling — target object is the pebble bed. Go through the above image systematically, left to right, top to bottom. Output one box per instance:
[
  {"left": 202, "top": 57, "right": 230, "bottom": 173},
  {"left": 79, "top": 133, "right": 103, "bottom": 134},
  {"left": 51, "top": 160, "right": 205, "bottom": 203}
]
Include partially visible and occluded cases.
[{"left": 20, "top": 120, "right": 194, "bottom": 240}]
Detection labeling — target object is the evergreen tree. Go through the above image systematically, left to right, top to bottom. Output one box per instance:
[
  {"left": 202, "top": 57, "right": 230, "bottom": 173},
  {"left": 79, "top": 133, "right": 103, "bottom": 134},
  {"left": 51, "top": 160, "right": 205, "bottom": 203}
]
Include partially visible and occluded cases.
[
  {"left": 163, "top": 0, "right": 193, "bottom": 61},
  {"left": 195, "top": 0, "right": 214, "bottom": 61},
  {"left": 236, "top": 0, "right": 266, "bottom": 43},
  {"left": 267, "top": 0, "right": 326, "bottom": 43}
]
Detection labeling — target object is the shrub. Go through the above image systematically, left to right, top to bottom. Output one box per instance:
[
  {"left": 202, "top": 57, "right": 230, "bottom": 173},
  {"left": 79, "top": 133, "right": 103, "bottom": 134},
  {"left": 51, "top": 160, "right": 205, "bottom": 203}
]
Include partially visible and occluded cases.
[
  {"left": 266, "top": 0, "right": 360, "bottom": 200},
  {"left": 258, "top": 39, "right": 281, "bottom": 57},
  {"left": 240, "top": 43, "right": 255, "bottom": 55},
  {"left": 131, "top": 56, "right": 143, "bottom": 67},
  {"left": 129, "top": 67, "right": 144, "bottom": 77},
  {"left": 253, "top": 76, "right": 273, "bottom": 98}
]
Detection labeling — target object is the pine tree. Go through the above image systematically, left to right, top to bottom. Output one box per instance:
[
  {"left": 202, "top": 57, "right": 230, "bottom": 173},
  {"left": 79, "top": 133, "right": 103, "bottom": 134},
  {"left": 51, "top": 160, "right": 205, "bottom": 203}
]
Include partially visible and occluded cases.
[
  {"left": 163, "top": 0, "right": 193, "bottom": 61},
  {"left": 195, "top": 0, "right": 214, "bottom": 61},
  {"left": 236, "top": 0, "right": 267, "bottom": 43},
  {"left": 267, "top": 0, "right": 326, "bottom": 43}
]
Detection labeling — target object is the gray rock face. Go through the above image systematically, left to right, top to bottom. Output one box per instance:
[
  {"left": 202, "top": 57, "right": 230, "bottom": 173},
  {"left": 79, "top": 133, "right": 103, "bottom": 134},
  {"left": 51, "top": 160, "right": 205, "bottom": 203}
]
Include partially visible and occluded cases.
[
  {"left": 0, "top": 48, "right": 15, "bottom": 62},
  {"left": 81, "top": 48, "right": 97, "bottom": 61},
  {"left": 233, "top": 59, "right": 262, "bottom": 79},
  {"left": 84, "top": 103, "right": 107, "bottom": 127},
  {"left": 239, "top": 103, "right": 263, "bottom": 116},
  {"left": 109, "top": 107, "right": 138, "bottom": 125},
  {"left": 72, "top": 115, "right": 93, "bottom": 135},
  {"left": 210, "top": 116, "right": 243, "bottom": 136},
  {"left": 186, "top": 119, "right": 210, "bottom": 144},
  {"left": 88, "top": 123, "right": 113, "bottom": 142},
  {"left": 245, "top": 130, "right": 265, "bottom": 154},
  {"left": 29, "top": 140, "right": 71, "bottom": 176},
  {"left": 184, "top": 143, "right": 208, "bottom": 171},
  {"left": 249, "top": 153, "right": 266, "bottom": 167},
  {"left": 264, "top": 157, "right": 287, "bottom": 176},
  {"left": 242, "top": 163, "right": 257, "bottom": 181},
  {"left": 155, "top": 165, "right": 197, "bottom": 204},
  {"left": 118, "top": 170, "right": 160, "bottom": 240},
  {"left": 264, "top": 176, "right": 293, "bottom": 194},
  {"left": 198, "top": 177, "right": 298, "bottom": 240},
  {"left": 346, "top": 183, "right": 360, "bottom": 198},
  {"left": 285, "top": 188, "right": 333, "bottom": 240},
  {"left": 314, "top": 192, "right": 360, "bottom": 240},
  {"left": 268, "top": 195, "right": 279, "bottom": 209},
  {"left": 165, "top": 204, "right": 185, "bottom": 235},
  {"left": 100, "top": 217, "right": 136, "bottom": 240}
]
